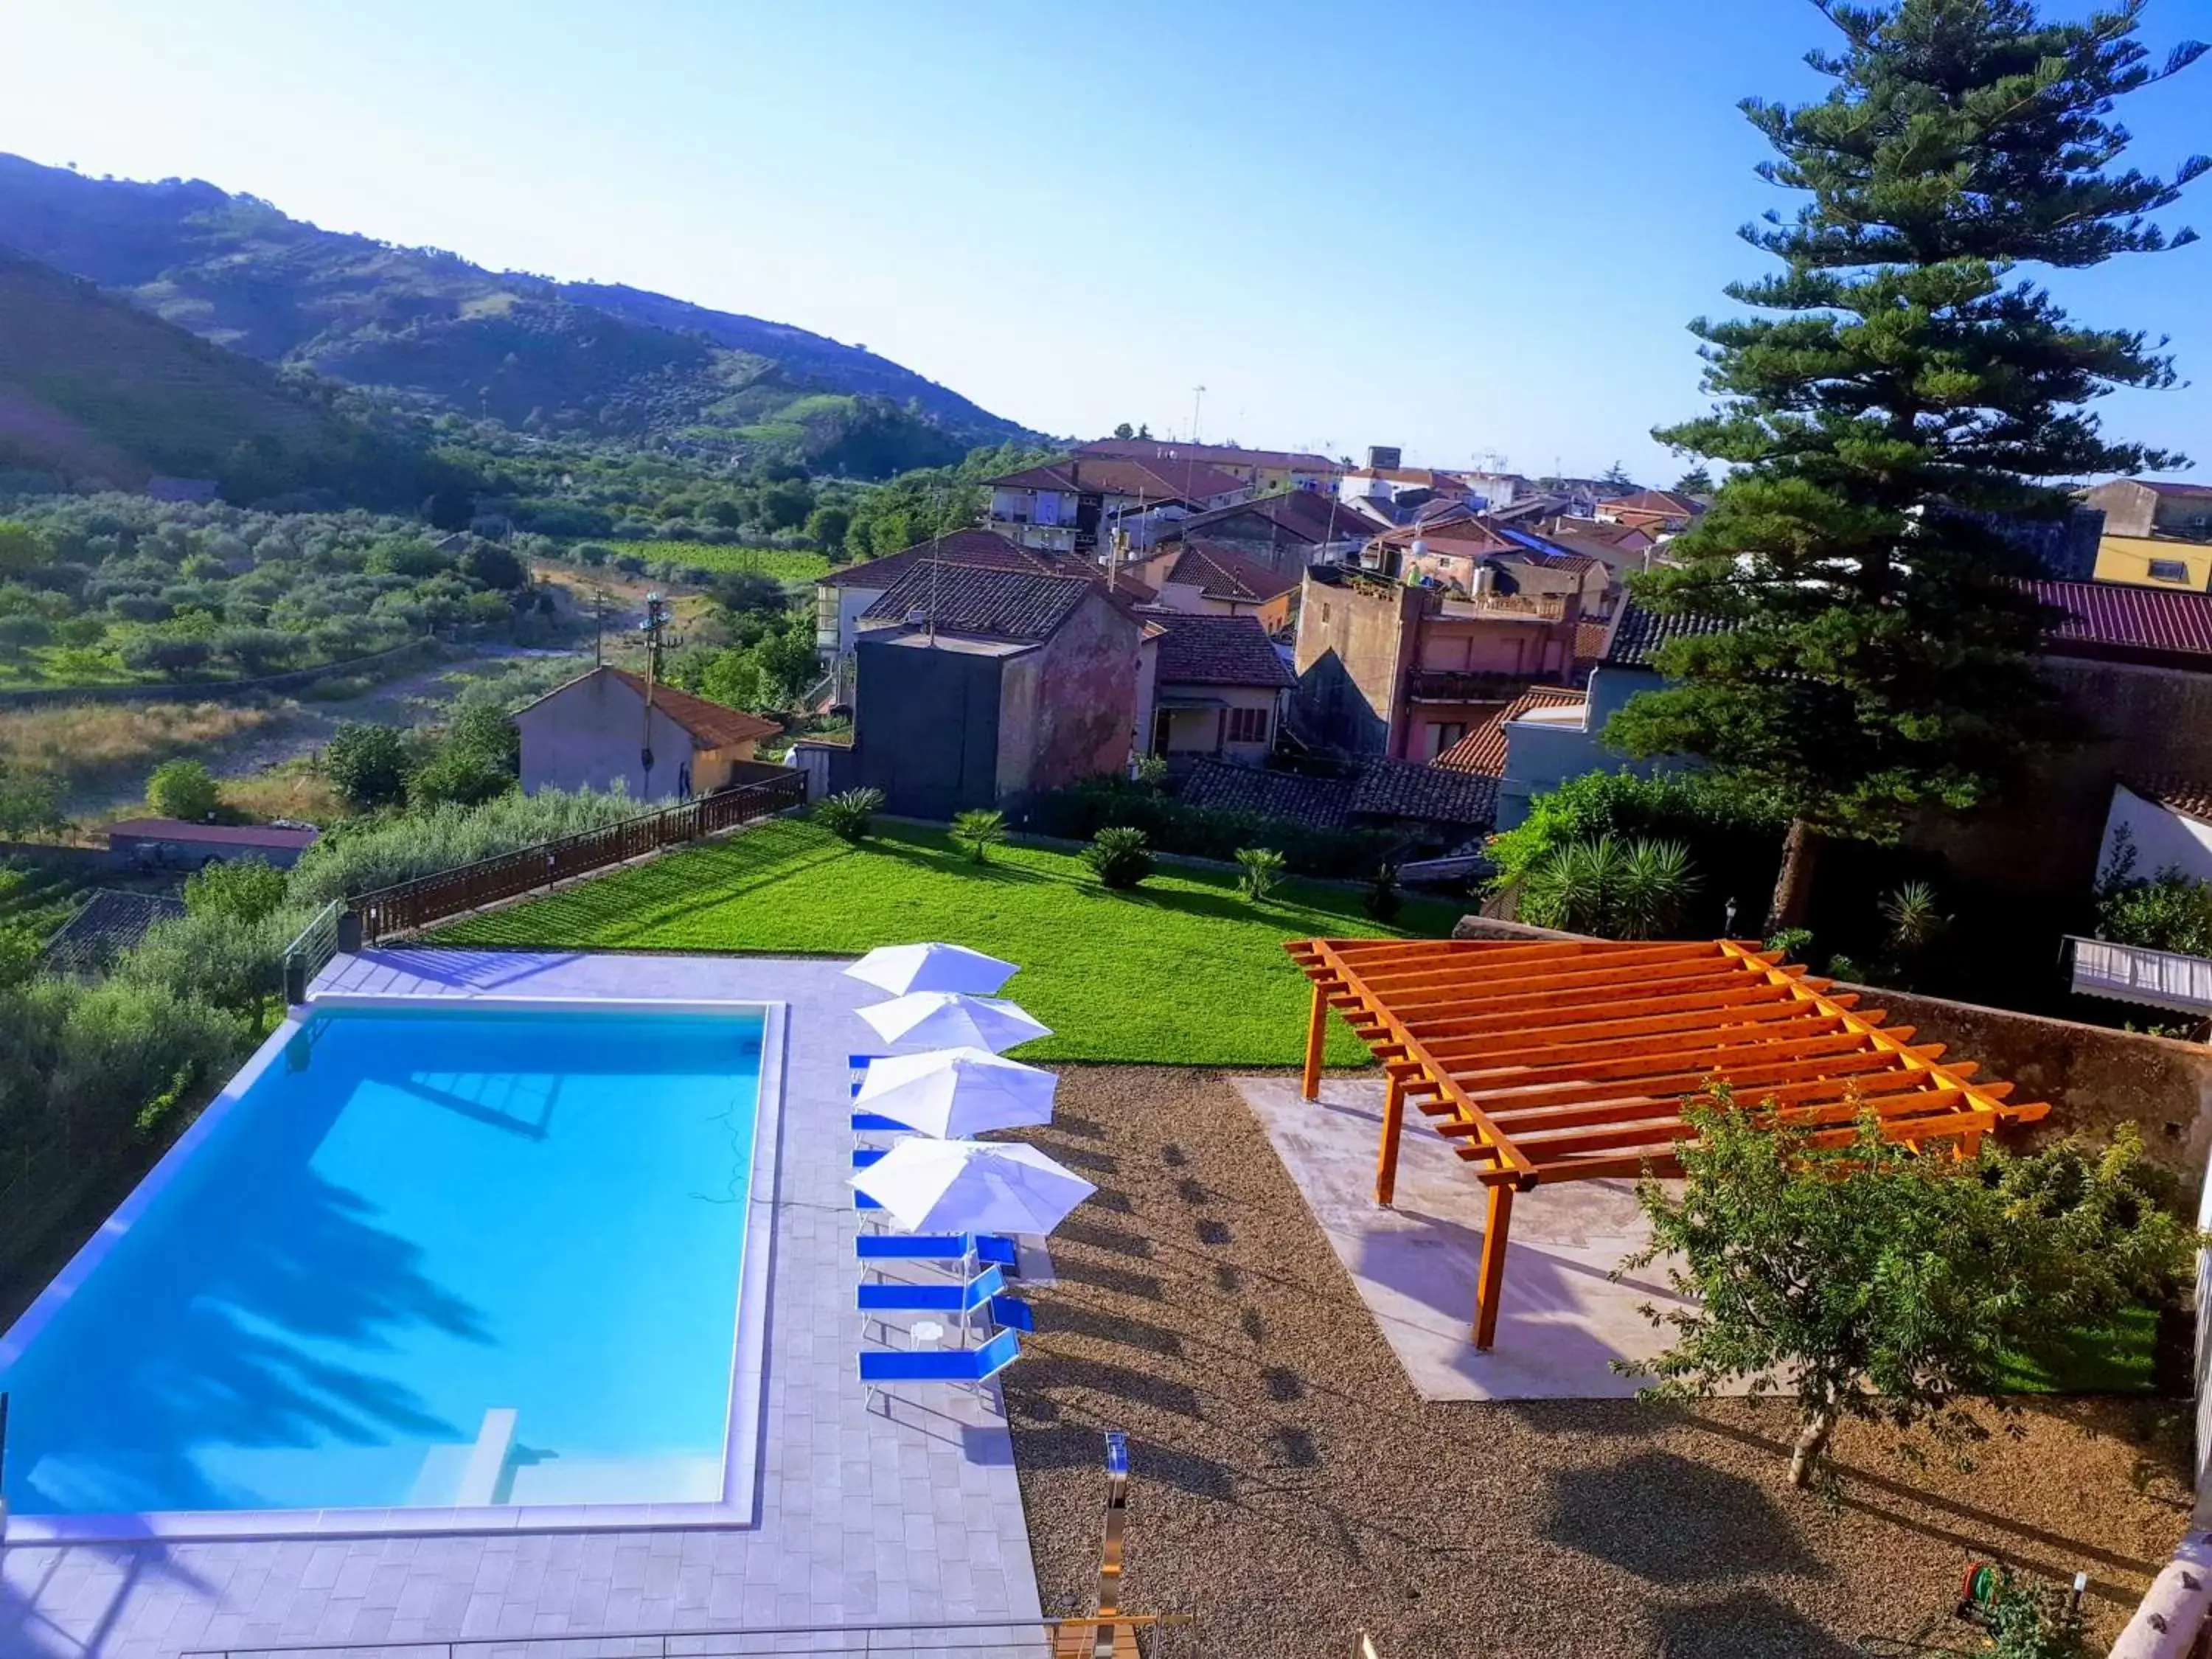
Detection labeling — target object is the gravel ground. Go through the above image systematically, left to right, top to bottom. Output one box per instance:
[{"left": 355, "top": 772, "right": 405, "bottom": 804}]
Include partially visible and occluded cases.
[{"left": 1003, "top": 1067, "right": 2194, "bottom": 1659}]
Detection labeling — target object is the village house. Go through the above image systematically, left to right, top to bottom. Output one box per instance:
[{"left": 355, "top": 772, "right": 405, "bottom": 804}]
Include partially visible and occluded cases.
[
  {"left": 1073, "top": 437, "right": 1340, "bottom": 495},
  {"left": 984, "top": 455, "right": 1248, "bottom": 555},
  {"left": 1335, "top": 464, "right": 1475, "bottom": 514},
  {"left": 2077, "top": 476, "right": 2212, "bottom": 542},
  {"left": 1138, "top": 487, "right": 1369, "bottom": 577},
  {"left": 1593, "top": 487, "right": 1705, "bottom": 536},
  {"left": 813, "top": 529, "right": 1082, "bottom": 661},
  {"left": 2092, "top": 532, "right": 2212, "bottom": 591},
  {"left": 1131, "top": 540, "right": 1300, "bottom": 627},
  {"left": 793, "top": 564, "right": 1138, "bottom": 819},
  {"left": 1288, "top": 564, "right": 1583, "bottom": 762},
  {"left": 1134, "top": 610, "right": 1295, "bottom": 771},
  {"left": 516, "top": 666, "right": 782, "bottom": 802},
  {"left": 2100, "top": 777, "right": 2212, "bottom": 888},
  {"left": 105, "top": 818, "right": 320, "bottom": 870}
]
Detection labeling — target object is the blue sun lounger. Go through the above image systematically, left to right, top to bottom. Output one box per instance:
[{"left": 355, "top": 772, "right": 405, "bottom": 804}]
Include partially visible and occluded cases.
[
  {"left": 850, "top": 1054, "right": 910, "bottom": 1133},
  {"left": 855, "top": 1233, "right": 1020, "bottom": 1270},
  {"left": 858, "top": 1265, "right": 1007, "bottom": 1316},
  {"left": 860, "top": 1328, "right": 1021, "bottom": 1401}
]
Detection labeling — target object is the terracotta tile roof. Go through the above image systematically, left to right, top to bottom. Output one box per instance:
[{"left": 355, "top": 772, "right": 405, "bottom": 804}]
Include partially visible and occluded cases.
[
  {"left": 1075, "top": 438, "right": 1338, "bottom": 473},
  {"left": 987, "top": 455, "right": 1249, "bottom": 504},
  {"left": 2142, "top": 480, "right": 2212, "bottom": 499},
  {"left": 1177, "top": 487, "right": 1360, "bottom": 544},
  {"left": 1604, "top": 489, "right": 1705, "bottom": 518},
  {"left": 1541, "top": 515, "right": 1654, "bottom": 551},
  {"left": 1372, "top": 516, "right": 1516, "bottom": 554},
  {"left": 821, "top": 529, "right": 1054, "bottom": 588},
  {"left": 1159, "top": 541, "right": 1300, "bottom": 603},
  {"left": 1496, "top": 543, "right": 1601, "bottom": 574},
  {"left": 862, "top": 564, "right": 1097, "bottom": 641},
  {"left": 2024, "top": 577, "right": 2212, "bottom": 665},
  {"left": 1603, "top": 598, "right": 1734, "bottom": 668},
  {"left": 1149, "top": 611, "right": 1295, "bottom": 688},
  {"left": 1573, "top": 618, "right": 1611, "bottom": 667},
  {"left": 602, "top": 667, "right": 783, "bottom": 748},
  {"left": 1434, "top": 686, "right": 1588, "bottom": 776},
  {"left": 1347, "top": 759, "right": 1498, "bottom": 827},
  {"left": 1179, "top": 760, "right": 1353, "bottom": 828},
  {"left": 2131, "top": 776, "right": 2212, "bottom": 826},
  {"left": 106, "top": 818, "right": 321, "bottom": 849},
  {"left": 41, "top": 888, "right": 187, "bottom": 977}
]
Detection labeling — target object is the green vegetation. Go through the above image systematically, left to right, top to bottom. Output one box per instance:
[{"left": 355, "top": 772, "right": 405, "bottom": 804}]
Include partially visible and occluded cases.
[
  {"left": 1613, "top": 1, "right": 2206, "bottom": 931},
  {"left": 591, "top": 542, "right": 831, "bottom": 584},
  {"left": 145, "top": 757, "right": 218, "bottom": 820},
  {"left": 1029, "top": 773, "right": 1399, "bottom": 880},
  {"left": 813, "top": 787, "right": 883, "bottom": 841},
  {"left": 951, "top": 809, "right": 1006, "bottom": 863},
  {"left": 434, "top": 818, "right": 1460, "bottom": 1064},
  {"left": 2096, "top": 825, "right": 2212, "bottom": 957},
  {"left": 1083, "top": 826, "right": 1154, "bottom": 890},
  {"left": 1519, "top": 835, "right": 1700, "bottom": 939},
  {"left": 1235, "top": 846, "right": 1286, "bottom": 902},
  {"left": 1622, "top": 1095, "right": 2197, "bottom": 1490}
]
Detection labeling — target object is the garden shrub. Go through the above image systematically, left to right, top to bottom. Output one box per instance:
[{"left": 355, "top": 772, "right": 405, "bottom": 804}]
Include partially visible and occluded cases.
[
  {"left": 323, "top": 721, "right": 411, "bottom": 810},
  {"left": 146, "top": 757, "right": 219, "bottom": 820},
  {"left": 1029, "top": 774, "right": 1396, "bottom": 878},
  {"left": 288, "top": 787, "right": 641, "bottom": 904},
  {"left": 815, "top": 787, "right": 885, "bottom": 842},
  {"left": 951, "top": 809, "right": 1006, "bottom": 863},
  {"left": 1084, "top": 826, "right": 1153, "bottom": 890},
  {"left": 2096, "top": 826, "right": 2212, "bottom": 957},
  {"left": 1520, "top": 835, "right": 1700, "bottom": 939},
  {"left": 1235, "top": 846, "right": 1286, "bottom": 902},
  {"left": 184, "top": 856, "right": 289, "bottom": 925},
  {"left": 1362, "top": 865, "right": 1403, "bottom": 923}
]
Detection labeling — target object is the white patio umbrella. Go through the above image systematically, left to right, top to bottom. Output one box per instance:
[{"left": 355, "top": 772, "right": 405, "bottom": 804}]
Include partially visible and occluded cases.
[
  {"left": 845, "top": 943, "right": 1017, "bottom": 998},
  {"left": 857, "top": 992, "right": 1051, "bottom": 1054},
  {"left": 855, "top": 1046, "right": 1057, "bottom": 1138},
  {"left": 849, "top": 1138, "right": 1095, "bottom": 1237}
]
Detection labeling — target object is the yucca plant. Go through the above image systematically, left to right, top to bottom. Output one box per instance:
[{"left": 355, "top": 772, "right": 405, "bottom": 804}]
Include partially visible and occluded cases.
[
  {"left": 814, "top": 786, "right": 885, "bottom": 842},
  {"left": 951, "top": 808, "right": 1006, "bottom": 863},
  {"left": 1083, "top": 825, "right": 1152, "bottom": 890},
  {"left": 1520, "top": 835, "right": 1629, "bottom": 934},
  {"left": 1612, "top": 838, "right": 1700, "bottom": 939},
  {"left": 1234, "top": 846, "right": 1286, "bottom": 902},
  {"left": 1362, "top": 863, "right": 1402, "bottom": 923},
  {"left": 1880, "top": 880, "right": 1950, "bottom": 957}
]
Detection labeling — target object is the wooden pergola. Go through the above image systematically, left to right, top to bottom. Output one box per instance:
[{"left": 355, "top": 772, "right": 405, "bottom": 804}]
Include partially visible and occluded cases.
[{"left": 1284, "top": 936, "right": 2050, "bottom": 1349}]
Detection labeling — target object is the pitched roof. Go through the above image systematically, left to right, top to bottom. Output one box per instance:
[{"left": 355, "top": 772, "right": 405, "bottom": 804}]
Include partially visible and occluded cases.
[
  {"left": 1075, "top": 438, "right": 1338, "bottom": 473},
  {"left": 987, "top": 455, "right": 1249, "bottom": 504},
  {"left": 2140, "top": 480, "right": 2212, "bottom": 499},
  {"left": 1176, "top": 487, "right": 1362, "bottom": 544},
  {"left": 1604, "top": 489, "right": 1705, "bottom": 518},
  {"left": 1372, "top": 515, "right": 1516, "bottom": 554},
  {"left": 1540, "top": 515, "right": 1654, "bottom": 551},
  {"left": 821, "top": 529, "right": 1054, "bottom": 588},
  {"left": 1158, "top": 540, "right": 1300, "bottom": 602},
  {"left": 862, "top": 563, "right": 1098, "bottom": 641},
  {"left": 2024, "top": 577, "right": 2212, "bottom": 666},
  {"left": 1603, "top": 598, "right": 1734, "bottom": 668},
  {"left": 1148, "top": 611, "right": 1296, "bottom": 687},
  {"left": 601, "top": 668, "right": 783, "bottom": 747},
  {"left": 1434, "top": 686, "right": 1589, "bottom": 776},
  {"left": 1178, "top": 759, "right": 1352, "bottom": 828},
  {"left": 1346, "top": 759, "right": 1498, "bottom": 827},
  {"left": 2129, "top": 776, "right": 2212, "bottom": 826},
  {"left": 105, "top": 818, "right": 321, "bottom": 849},
  {"left": 39, "top": 888, "right": 187, "bottom": 978}
]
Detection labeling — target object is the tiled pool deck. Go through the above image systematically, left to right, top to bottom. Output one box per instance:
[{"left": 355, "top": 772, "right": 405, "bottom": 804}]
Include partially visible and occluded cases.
[{"left": 0, "top": 950, "right": 1045, "bottom": 1658}]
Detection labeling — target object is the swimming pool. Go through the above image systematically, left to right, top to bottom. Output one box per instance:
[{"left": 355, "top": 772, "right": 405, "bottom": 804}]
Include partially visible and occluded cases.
[{"left": 0, "top": 997, "right": 782, "bottom": 1540}]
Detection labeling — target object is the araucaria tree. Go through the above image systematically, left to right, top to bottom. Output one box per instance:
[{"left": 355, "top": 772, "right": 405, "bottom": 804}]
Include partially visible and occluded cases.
[
  {"left": 1610, "top": 1, "right": 2207, "bottom": 931},
  {"left": 1621, "top": 1095, "right": 2197, "bottom": 1491}
]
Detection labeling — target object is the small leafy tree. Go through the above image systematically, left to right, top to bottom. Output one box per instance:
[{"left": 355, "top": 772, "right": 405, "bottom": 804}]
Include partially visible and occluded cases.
[
  {"left": 323, "top": 722, "right": 411, "bottom": 810},
  {"left": 147, "top": 758, "right": 219, "bottom": 821},
  {"left": 0, "top": 761, "right": 66, "bottom": 839},
  {"left": 815, "top": 787, "right": 884, "bottom": 842},
  {"left": 951, "top": 808, "right": 1006, "bottom": 863},
  {"left": 2096, "top": 824, "right": 2212, "bottom": 956},
  {"left": 1082, "top": 826, "right": 1152, "bottom": 890},
  {"left": 1234, "top": 846, "right": 1286, "bottom": 902},
  {"left": 184, "top": 856, "right": 289, "bottom": 925},
  {"left": 1362, "top": 863, "right": 1402, "bottom": 923},
  {"left": 1620, "top": 1093, "right": 2197, "bottom": 1490}
]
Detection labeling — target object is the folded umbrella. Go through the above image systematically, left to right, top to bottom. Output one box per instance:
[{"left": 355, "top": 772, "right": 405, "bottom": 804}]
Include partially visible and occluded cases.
[
  {"left": 845, "top": 943, "right": 1017, "bottom": 998},
  {"left": 858, "top": 992, "right": 1051, "bottom": 1054},
  {"left": 855, "top": 1046, "right": 1057, "bottom": 1138},
  {"left": 849, "top": 1138, "right": 1095, "bottom": 1237}
]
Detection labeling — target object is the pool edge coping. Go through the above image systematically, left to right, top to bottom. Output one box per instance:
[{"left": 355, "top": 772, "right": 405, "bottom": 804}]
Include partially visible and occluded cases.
[{"left": 0, "top": 990, "right": 789, "bottom": 1546}]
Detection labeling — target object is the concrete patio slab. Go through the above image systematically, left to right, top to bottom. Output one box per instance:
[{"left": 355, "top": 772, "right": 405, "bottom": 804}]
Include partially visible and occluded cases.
[
  {"left": 0, "top": 948, "right": 1048, "bottom": 1658},
  {"left": 1234, "top": 1075, "right": 1744, "bottom": 1402}
]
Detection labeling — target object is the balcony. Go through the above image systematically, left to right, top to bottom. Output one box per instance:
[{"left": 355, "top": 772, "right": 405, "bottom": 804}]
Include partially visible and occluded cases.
[
  {"left": 1428, "top": 591, "right": 1568, "bottom": 621},
  {"left": 1405, "top": 669, "right": 1537, "bottom": 704},
  {"left": 2067, "top": 936, "right": 2212, "bottom": 1018}
]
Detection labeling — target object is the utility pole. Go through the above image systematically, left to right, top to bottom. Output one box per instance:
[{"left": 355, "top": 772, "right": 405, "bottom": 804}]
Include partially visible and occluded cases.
[
  {"left": 592, "top": 590, "right": 608, "bottom": 667},
  {"left": 638, "top": 592, "right": 669, "bottom": 799}
]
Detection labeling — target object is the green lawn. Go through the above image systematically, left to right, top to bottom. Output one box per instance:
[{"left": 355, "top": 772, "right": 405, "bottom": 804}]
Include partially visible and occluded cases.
[
  {"left": 626, "top": 541, "right": 831, "bottom": 583},
  {"left": 434, "top": 818, "right": 1460, "bottom": 1065},
  {"left": 1996, "top": 1303, "right": 2165, "bottom": 1395}
]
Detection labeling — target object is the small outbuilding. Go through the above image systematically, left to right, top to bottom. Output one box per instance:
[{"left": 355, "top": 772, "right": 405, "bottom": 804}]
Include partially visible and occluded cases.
[
  {"left": 515, "top": 666, "right": 782, "bottom": 802},
  {"left": 105, "top": 818, "right": 321, "bottom": 869}
]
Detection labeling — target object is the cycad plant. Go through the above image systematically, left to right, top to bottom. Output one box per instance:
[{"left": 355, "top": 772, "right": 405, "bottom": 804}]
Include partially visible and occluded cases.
[
  {"left": 951, "top": 809, "right": 1006, "bottom": 863},
  {"left": 1083, "top": 826, "right": 1152, "bottom": 890},
  {"left": 1613, "top": 839, "right": 1700, "bottom": 940}
]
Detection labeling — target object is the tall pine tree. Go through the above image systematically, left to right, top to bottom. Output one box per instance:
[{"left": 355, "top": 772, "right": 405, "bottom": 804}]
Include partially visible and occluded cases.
[{"left": 1609, "top": 0, "right": 2206, "bottom": 931}]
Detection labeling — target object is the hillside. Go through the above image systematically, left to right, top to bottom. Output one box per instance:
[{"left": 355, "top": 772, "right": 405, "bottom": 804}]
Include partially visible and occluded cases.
[
  {"left": 0, "top": 154, "right": 1034, "bottom": 476},
  {"left": 0, "top": 246, "right": 437, "bottom": 503}
]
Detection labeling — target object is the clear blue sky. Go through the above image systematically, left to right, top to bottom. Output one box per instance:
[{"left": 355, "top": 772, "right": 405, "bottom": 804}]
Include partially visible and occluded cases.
[{"left": 7, "top": 0, "right": 2211, "bottom": 482}]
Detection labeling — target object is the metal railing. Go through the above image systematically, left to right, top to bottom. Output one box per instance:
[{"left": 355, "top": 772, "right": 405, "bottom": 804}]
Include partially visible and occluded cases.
[
  {"left": 352, "top": 770, "right": 808, "bottom": 944},
  {"left": 282, "top": 900, "right": 348, "bottom": 1004},
  {"left": 2065, "top": 934, "right": 2212, "bottom": 1018},
  {"left": 178, "top": 1613, "right": 1197, "bottom": 1658}
]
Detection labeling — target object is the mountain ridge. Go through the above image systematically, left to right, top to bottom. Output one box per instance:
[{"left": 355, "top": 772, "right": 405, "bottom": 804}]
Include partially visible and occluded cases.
[{"left": 0, "top": 153, "right": 1037, "bottom": 476}]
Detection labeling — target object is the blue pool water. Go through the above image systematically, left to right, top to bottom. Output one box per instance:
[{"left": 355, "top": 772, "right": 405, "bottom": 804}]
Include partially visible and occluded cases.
[{"left": 0, "top": 1003, "right": 766, "bottom": 1518}]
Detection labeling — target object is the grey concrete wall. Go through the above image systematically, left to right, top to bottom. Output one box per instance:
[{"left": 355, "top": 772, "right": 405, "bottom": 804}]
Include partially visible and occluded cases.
[
  {"left": 1290, "top": 574, "right": 1418, "bottom": 755},
  {"left": 849, "top": 639, "right": 1004, "bottom": 819},
  {"left": 518, "top": 676, "right": 698, "bottom": 801}
]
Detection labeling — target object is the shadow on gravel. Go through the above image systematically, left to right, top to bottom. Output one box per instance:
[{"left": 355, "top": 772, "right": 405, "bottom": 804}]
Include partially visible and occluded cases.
[{"left": 1542, "top": 1450, "right": 1824, "bottom": 1585}]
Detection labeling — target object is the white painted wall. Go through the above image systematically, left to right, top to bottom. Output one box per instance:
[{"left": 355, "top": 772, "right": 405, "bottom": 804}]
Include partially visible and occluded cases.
[{"left": 2101, "top": 785, "right": 2212, "bottom": 885}]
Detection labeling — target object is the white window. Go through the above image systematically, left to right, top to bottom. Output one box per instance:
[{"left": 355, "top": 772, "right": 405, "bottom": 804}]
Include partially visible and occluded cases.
[{"left": 1428, "top": 721, "right": 1467, "bottom": 757}]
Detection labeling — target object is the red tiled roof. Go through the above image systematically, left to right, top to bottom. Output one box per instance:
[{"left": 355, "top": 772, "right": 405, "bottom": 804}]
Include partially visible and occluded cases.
[
  {"left": 1075, "top": 438, "right": 1338, "bottom": 473},
  {"left": 987, "top": 455, "right": 1249, "bottom": 504},
  {"left": 2142, "top": 480, "right": 2212, "bottom": 499},
  {"left": 1175, "top": 487, "right": 1362, "bottom": 545},
  {"left": 1604, "top": 489, "right": 1705, "bottom": 518},
  {"left": 1372, "top": 516, "right": 1516, "bottom": 554},
  {"left": 821, "top": 529, "right": 1054, "bottom": 588},
  {"left": 1159, "top": 540, "right": 1300, "bottom": 602},
  {"left": 863, "top": 565, "right": 1099, "bottom": 641},
  {"left": 2025, "top": 577, "right": 2212, "bottom": 665},
  {"left": 1147, "top": 611, "right": 1295, "bottom": 688},
  {"left": 1573, "top": 617, "right": 1611, "bottom": 667},
  {"left": 602, "top": 668, "right": 782, "bottom": 748},
  {"left": 1433, "top": 686, "right": 1587, "bottom": 776},
  {"left": 2131, "top": 776, "right": 2212, "bottom": 826},
  {"left": 106, "top": 818, "right": 320, "bottom": 849}
]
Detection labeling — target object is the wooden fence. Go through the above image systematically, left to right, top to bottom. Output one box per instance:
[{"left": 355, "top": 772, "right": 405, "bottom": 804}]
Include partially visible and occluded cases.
[{"left": 352, "top": 768, "right": 809, "bottom": 943}]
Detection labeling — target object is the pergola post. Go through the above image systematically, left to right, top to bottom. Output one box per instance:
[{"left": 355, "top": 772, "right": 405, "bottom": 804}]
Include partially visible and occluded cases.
[
  {"left": 1300, "top": 978, "right": 1328, "bottom": 1101},
  {"left": 1374, "top": 1076, "right": 1405, "bottom": 1206},
  {"left": 1472, "top": 1182, "right": 1514, "bottom": 1350}
]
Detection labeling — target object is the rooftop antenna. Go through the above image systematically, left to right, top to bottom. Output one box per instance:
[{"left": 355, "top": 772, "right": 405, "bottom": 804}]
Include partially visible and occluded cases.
[{"left": 1189, "top": 384, "right": 1206, "bottom": 445}]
